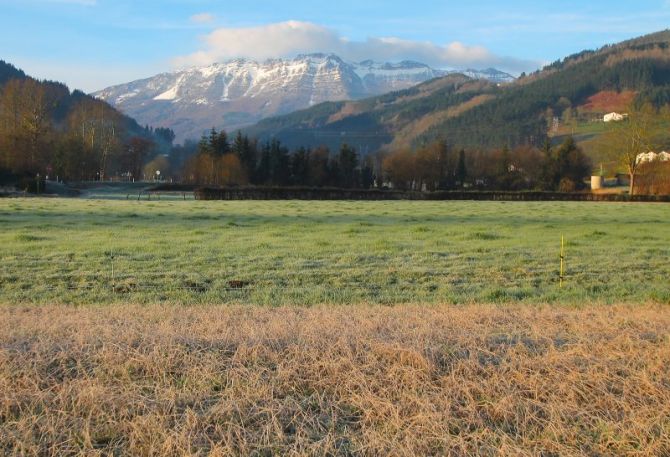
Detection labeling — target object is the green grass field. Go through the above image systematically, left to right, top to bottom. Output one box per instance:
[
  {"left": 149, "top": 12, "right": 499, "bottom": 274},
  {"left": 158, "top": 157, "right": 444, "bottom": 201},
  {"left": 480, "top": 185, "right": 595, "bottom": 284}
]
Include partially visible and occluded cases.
[
  {"left": 2, "top": 197, "right": 670, "bottom": 455},
  {"left": 1, "top": 198, "right": 669, "bottom": 305}
]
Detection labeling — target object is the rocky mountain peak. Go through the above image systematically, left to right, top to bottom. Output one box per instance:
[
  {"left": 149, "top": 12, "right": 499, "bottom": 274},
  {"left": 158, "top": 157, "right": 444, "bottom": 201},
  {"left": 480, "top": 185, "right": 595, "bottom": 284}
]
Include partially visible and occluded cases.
[{"left": 93, "top": 55, "right": 515, "bottom": 142}]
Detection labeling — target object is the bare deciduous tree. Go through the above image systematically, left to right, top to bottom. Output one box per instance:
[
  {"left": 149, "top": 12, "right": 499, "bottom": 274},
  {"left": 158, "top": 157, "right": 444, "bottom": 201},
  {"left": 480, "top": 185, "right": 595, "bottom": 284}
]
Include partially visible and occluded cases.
[{"left": 601, "top": 103, "right": 670, "bottom": 195}]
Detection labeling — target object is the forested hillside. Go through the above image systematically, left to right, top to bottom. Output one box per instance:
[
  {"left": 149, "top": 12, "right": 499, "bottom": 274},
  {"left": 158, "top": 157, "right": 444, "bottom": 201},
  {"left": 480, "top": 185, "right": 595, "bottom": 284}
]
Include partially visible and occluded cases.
[
  {"left": 246, "top": 30, "right": 670, "bottom": 152},
  {"left": 0, "top": 60, "right": 174, "bottom": 187},
  {"left": 0, "top": 61, "right": 26, "bottom": 85},
  {"left": 245, "top": 75, "right": 498, "bottom": 151}
]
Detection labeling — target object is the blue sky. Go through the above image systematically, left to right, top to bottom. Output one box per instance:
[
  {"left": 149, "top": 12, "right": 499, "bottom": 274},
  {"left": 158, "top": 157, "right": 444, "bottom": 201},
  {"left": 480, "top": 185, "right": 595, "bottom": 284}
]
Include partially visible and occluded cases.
[{"left": 2, "top": 0, "right": 670, "bottom": 92}]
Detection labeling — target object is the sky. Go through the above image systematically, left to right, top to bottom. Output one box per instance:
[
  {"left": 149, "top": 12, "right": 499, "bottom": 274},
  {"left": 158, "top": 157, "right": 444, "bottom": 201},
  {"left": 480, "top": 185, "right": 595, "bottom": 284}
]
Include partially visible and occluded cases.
[{"left": 2, "top": 0, "right": 670, "bottom": 92}]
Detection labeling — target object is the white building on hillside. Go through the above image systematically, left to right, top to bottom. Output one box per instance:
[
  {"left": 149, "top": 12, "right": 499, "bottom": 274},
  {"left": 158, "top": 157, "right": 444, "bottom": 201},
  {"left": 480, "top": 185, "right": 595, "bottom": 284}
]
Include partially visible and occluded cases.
[
  {"left": 603, "top": 112, "right": 627, "bottom": 122},
  {"left": 636, "top": 151, "right": 670, "bottom": 164}
]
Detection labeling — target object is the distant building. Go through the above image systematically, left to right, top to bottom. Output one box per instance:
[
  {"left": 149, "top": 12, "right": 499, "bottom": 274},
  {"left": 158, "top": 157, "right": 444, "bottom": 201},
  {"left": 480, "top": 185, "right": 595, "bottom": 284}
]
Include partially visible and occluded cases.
[
  {"left": 603, "top": 112, "right": 627, "bottom": 122},
  {"left": 636, "top": 151, "right": 670, "bottom": 164},
  {"left": 615, "top": 173, "right": 630, "bottom": 186},
  {"left": 590, "top": 175, "right": 604, "bottom": 191}
]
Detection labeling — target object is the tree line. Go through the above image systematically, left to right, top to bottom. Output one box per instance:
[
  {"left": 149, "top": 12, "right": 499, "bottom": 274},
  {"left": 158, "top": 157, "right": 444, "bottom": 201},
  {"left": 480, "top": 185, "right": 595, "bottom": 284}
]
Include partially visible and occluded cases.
[
  {"left": 180, "top": 127, "right": 592, "bottom": 192},
  {"left": 181, "top": 129, "right": 376, "bottom": 188}
]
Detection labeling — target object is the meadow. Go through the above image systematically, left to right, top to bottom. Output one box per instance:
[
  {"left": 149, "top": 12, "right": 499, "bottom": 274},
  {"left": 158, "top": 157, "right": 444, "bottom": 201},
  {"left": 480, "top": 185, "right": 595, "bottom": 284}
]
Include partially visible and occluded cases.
[
  {"left": 2, "top": 197, "right": 670, "bottom": 456},
  {"left": 0, "top": 198, "right": 669, "bottom": 305}
]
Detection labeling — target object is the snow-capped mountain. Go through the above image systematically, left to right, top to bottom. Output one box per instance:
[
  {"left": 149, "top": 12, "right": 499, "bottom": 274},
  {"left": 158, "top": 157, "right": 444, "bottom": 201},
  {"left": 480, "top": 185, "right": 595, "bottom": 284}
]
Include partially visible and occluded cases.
[
  {"left": 93, "top": 54, "right": 514, "bottom": 142},
  {"left": 461, "top": 68, "right": 517, "bottom": 84}
]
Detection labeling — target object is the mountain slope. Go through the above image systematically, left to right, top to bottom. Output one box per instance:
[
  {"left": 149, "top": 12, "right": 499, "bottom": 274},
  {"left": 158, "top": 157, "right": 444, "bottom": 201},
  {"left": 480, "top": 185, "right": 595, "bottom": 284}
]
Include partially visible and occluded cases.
[
  {"left": 246, "top": 30, "right": 670, "bottom": 153},
  {"left": 93, "top": 54, "right": 514, "bottom": 143},
  {"left": 0, "top": 60, "right": 171, "bottom": 183},
  {"left": 0, "top": 60, "right": 26, "bottom": 85},
  {"left": 0, "top": 61, "right": 147, "bottom": 135},
  {"left": 244, "top": 74, "right": 497, "bottom": 151}
]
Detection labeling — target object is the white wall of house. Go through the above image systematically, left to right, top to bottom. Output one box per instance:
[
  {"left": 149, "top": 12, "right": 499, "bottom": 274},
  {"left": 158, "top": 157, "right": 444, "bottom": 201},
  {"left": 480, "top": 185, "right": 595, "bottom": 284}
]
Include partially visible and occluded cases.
[
  {"left": 603, "top": 112, "right": 626, "bottom": 122},
  {"left": 636, "top": 151, "right": 670, "bottom": 164}
]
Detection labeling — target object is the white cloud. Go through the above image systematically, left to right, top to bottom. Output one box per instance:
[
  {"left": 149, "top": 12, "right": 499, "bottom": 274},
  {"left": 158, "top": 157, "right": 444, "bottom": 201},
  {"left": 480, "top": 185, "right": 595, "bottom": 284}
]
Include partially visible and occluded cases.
[
  {"left": 190, "top": 13, "right": 214, "bottom": 24},
  {"left": 173, "top": 20, "right": 540, "bottom": 74}
]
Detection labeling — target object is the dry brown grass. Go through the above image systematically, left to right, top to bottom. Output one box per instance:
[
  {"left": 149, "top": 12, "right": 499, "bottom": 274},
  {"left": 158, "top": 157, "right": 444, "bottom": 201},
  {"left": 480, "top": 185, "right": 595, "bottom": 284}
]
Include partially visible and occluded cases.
[{"left": 1, "top": 304, "right": 669, "bottom": 456}]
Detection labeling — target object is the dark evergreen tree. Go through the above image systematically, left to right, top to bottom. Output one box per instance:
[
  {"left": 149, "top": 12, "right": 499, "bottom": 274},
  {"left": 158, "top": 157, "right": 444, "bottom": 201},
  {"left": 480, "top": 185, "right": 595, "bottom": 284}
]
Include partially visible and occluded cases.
[
  {"left": 154, "top": 127, "right": 176, "bottom": 146},
  {"left": 209, "top": 129, "right": 229, "bottom": 156},
  {"left": 232, "top": 131, "right": 257, "bottom": 180},
  {"left": 197, "top": 134, "right": 210, "bottom": 156},
  {"left": 553, "top": 137, "right": 592, "bottom": 191},
  {"left": 268, "top": 139, "right": 290, "bottom": 185},
  {"left": 255, "top": 141, "right": 272, "bottom": 184},
  {"left": 436, "top": 141, "right": 451, "bottom": 190},
  {"left": 337, "top": 144, "right": 359, "bottom": 188},
  {"left": 308, "top": 146, "right": 330, "bottom": 187},
  {"left": 290, "top": 147, "right": 310, "bottom": 186},
  {"left": 455, "top": 149, "right": 467, "bottom": 187},
  {"left": 327, "top": 159, "right": 341, "bottom": 187},
  {"left": 360, "top": 163, "right": 375, "bottom": 189}
]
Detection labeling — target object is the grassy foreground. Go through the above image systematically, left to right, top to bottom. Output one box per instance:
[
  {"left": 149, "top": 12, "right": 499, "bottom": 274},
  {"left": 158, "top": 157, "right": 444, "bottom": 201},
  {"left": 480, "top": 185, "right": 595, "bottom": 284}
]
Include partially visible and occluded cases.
[
  {"left": 1, "top": 198, "right": 669, "bottom": 305},
  {"left": 1, "top": 304, "right": 669, "bottom": 456}
]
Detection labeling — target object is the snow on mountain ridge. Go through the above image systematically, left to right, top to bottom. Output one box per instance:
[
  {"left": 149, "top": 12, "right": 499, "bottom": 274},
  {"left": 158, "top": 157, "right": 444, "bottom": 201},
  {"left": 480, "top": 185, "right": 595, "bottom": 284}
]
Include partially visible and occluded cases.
[{"left": 93, "top": 54, "right": 515, "bottom": 142}]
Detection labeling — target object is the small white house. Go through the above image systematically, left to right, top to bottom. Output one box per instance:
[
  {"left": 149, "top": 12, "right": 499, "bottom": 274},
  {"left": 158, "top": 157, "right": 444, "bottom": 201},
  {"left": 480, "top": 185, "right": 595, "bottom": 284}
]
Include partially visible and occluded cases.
[
  {"left": 603, "top": 112, "right": 627, "bottom": 122},
  {"left": 636, "top": 151, "right": 670, "bottom": 164}
]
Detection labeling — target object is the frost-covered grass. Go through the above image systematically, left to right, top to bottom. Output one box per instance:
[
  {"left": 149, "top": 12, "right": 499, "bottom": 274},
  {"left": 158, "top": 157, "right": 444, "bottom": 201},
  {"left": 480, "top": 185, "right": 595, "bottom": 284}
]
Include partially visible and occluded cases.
[
  {"left": 1, "top": 198, "right": 669, "bottom": 305},
  {"left": 2, "top": 304, "right": 669, "bottom": 455}
]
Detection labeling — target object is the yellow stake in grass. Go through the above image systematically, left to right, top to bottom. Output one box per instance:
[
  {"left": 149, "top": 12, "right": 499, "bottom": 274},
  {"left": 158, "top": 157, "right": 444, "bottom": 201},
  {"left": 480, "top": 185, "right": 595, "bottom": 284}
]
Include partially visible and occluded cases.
[{"left": 560, "top": 235, "right": 565, "bottom": 289}]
